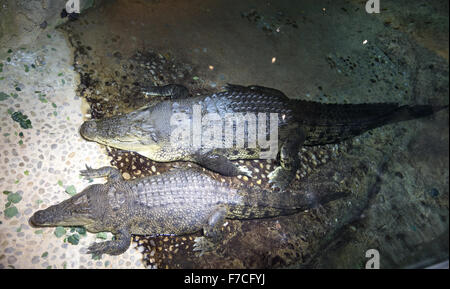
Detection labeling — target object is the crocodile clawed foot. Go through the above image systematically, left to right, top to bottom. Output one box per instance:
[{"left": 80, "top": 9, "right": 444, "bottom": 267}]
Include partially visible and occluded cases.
[
  {"left": 79, "top": 164, "right": 94, "bottom": 179},
  {"left": 79, "top": 165, "right": 122, "bottom": 181},
  {"left": 237, "top": 166, "right": 252, "bottom": 178},
  {"left": 268, "top": 166, "right": 294, "bottom": 191},
  {"left": 193, "top": 236, "right": 216, "bottom": 257},
  {"left": 86, "top": 242, "right": 107, "bottom": 258}
]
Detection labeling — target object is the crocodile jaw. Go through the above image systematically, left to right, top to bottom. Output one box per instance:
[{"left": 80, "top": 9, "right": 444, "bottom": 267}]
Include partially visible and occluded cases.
[
  {"left": 79, "top": 114, "right": 157, "bottom": 151},
  {"left": 29, "top": 188, "right": 99, "bottom": 228},
  {"left": 29, "top": 210, "right": 94, "bottom": 227}
]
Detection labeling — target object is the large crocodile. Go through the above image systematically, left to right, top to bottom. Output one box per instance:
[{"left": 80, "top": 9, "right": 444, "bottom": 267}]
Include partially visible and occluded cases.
[
  {"left": 79, "top": 84, "right": 446, "bottom": 189},
  {"left": 29, "top": 165, "right": 349, "bottom": 257}
]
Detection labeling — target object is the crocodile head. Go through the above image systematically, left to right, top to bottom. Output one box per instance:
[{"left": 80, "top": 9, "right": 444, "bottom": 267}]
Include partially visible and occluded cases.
[
  {"left": 79, "top": 107, "right": 159, "bottom": 152},
  {"left": 29, "top": 184, "right": 105, "bottom": 229}
]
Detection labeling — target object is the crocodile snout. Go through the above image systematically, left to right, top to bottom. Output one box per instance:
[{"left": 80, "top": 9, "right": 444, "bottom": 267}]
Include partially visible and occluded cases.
[
  {"left": 79, "top": 120, "right": 97, "bottom": 140},
  {"left": 29, "top": 209, "right": 50, "bottom": 227}
]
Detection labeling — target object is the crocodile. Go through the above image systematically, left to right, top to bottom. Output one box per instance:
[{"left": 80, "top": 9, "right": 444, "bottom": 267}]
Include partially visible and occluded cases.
[
  {"left": 79, "top": 83, "right": 447, "bottom": 189},
  {"left": 29, "top": 164, "right": 349, "bottom": 257}
]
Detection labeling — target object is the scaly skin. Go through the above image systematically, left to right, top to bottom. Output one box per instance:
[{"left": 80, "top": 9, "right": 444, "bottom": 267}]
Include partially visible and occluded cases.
[
  {"left": 79, "top": 84, "right": 446, "bottom": 190},
  {"left": 29, "top": 165, "right": 348, "bottom": 257}
]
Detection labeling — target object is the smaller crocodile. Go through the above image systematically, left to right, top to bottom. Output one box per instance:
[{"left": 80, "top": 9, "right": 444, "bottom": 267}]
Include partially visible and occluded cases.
[
  {"left": 79, "top": 84, "right": 447, "bottom": 190},
  {"left": 29, "top": 165, "right": 349, "bottom": 257}
]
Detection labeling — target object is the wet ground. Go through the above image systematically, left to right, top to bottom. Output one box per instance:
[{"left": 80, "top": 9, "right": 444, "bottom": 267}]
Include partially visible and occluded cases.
[{"left": 0, "top": 0, "right": 448, "bottom": 268}]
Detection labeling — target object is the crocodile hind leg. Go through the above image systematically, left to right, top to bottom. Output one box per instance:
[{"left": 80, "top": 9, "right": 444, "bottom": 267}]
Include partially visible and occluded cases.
[
  {"left": 142, "top": 84, "right": 190, "bottom": 99},
  {"left": 268, "top": 129, "right": 305, "bottom": 190},
  {"left": 194, "top": 152, "right": 252, "bottom": 177},
  {"left": 80, "top": 165, "right": 123, "bottom": 182},
  {"left": 193, "top": 206, "right": 227, "bottom": 256},
  {"left": 86, "top": 227, "right": 131, "bottom": 257}
]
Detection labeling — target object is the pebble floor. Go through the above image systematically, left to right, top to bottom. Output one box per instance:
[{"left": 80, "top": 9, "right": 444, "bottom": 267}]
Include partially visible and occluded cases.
[{"left": 0, "top": 30, "right": 145, "bottom": 269}]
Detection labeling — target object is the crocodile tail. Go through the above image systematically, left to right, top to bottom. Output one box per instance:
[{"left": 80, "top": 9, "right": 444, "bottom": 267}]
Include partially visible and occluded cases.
[
  {"left": 293, "top": 100, "right": 447, "bottom": 125},
  {"left": 293, "top": 101, "right": 447, "bottom": 145},
  {"left": 386, "top": 104, "right": 448, "bottom": 124},
  {"left": 227, "top": 155, "right": 356, "bottom": 220},
  {"left": 229, "top": 177, "right": 350, "bottom": 219},
  {"left": 227, "top": 188, "right": 302, "bottom": 219}
]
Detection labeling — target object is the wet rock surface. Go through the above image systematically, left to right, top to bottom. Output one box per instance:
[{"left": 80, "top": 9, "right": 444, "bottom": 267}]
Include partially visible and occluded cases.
[{"left": 0, "top": 0, "right": 99, "bottom": 52}]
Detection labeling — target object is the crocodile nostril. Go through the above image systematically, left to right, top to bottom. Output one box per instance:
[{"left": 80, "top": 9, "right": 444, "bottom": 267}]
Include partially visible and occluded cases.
[
  {"left": 80, "top": 121, "right": 97, "bottom": 138},
  {"left": 29, "top": 210, "right": 46, "bottom": 226}
]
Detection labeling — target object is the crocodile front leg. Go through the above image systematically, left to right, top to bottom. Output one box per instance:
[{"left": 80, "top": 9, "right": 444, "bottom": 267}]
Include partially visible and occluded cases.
[
  {"left": 194, "top": 152, "right": 252, "bottom": 177},
  {"left": 80, "top": 165, "right": 123, "bottom": 182},
  {"left": 193, "top": 205, "right": 227, "bottom": 256},
  {"left": 86, "top": 227, "right": 131, "bottom": 257}
]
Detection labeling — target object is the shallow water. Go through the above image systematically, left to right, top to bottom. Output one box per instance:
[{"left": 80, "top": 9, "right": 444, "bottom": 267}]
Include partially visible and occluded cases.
[{"left": 0, "top": 0, "right": 448, "bottom": 269}]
